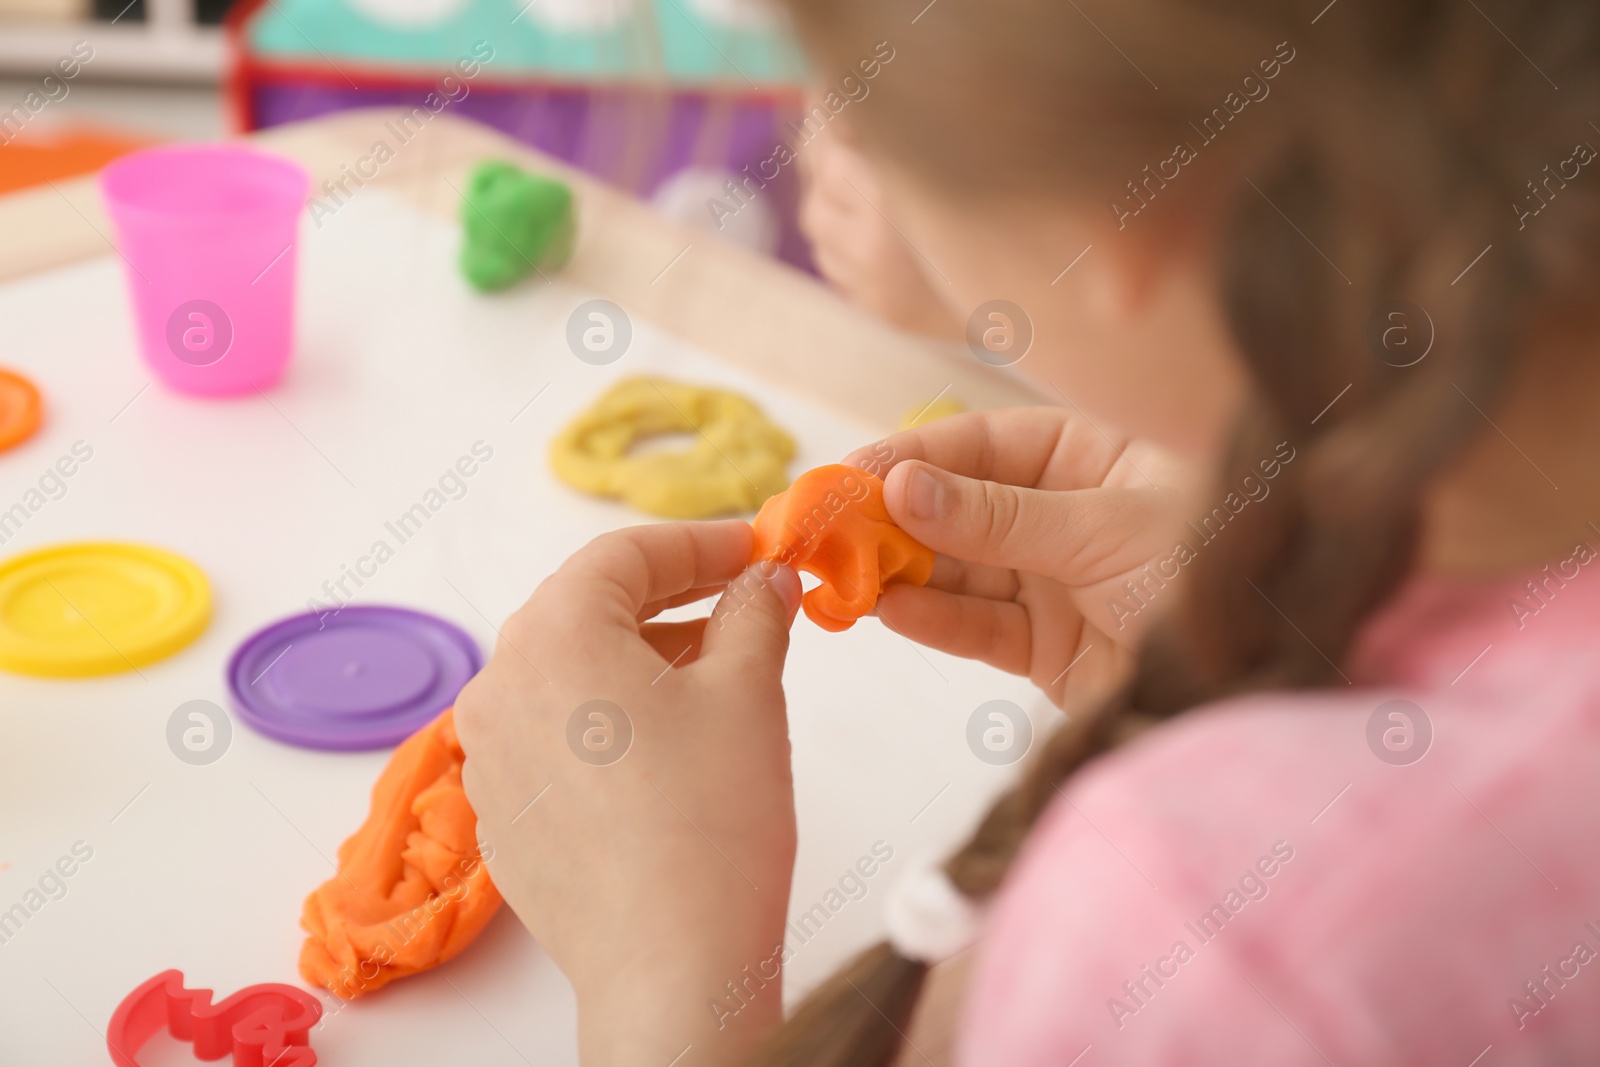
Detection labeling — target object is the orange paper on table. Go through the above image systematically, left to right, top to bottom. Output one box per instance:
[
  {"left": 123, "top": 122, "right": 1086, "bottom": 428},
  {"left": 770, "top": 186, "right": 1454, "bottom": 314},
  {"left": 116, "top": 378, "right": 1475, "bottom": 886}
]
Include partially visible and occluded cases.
[
  {"left": 0, "top": 126, "right": 152, "bottom": 195},
  {"left": 751, "top": 464, "right": 935, "bottom": 631},
  {"left": 299, "top": 709, "right": 501, "bottom": 999}
]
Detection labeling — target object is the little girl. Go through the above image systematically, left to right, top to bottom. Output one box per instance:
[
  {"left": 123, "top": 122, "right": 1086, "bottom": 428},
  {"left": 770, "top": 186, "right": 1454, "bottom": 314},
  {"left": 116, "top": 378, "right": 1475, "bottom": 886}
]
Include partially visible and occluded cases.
[{"left": 455, "top": 1, "right": 1600, "bottom": 1063}]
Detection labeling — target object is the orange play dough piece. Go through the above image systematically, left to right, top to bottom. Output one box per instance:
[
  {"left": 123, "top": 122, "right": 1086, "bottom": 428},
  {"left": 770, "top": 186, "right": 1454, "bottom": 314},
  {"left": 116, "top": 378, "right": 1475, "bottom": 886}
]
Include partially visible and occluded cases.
[
  {"left": 0, "top": 368, "right": 42, "bottom": 453},
  {"left": 750, "top": 464, "right": 935, "bottom": 632},
  {"left": 299, "top": 709, "right": 501, "bottom": 999}
]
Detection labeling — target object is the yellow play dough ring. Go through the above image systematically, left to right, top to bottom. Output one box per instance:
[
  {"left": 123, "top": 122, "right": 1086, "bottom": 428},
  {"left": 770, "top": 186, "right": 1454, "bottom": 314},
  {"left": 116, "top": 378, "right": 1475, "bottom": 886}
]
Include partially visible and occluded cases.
[
  {"left": 551, "top": 377, "right": 795, "bottom": 518},
  {"left": 900, "top": 394, "right": 966, "bottom": 429},
  {"left": 0, "top": 541, "right": 212, "bottom": 678}
]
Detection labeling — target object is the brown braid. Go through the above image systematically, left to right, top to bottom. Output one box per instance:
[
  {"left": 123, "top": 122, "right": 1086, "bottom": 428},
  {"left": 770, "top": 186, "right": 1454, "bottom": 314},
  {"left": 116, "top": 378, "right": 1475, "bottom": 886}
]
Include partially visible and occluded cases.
[{"left": 753, "top": 1, "right": 1599, "bottom": 1063}]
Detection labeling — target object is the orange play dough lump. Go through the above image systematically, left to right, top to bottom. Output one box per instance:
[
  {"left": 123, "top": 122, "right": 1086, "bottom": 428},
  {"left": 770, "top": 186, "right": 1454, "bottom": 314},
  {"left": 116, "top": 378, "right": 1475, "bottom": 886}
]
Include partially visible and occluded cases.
[
  {"left": 750, "top": 464, "right": 935, "bottom": 632},
  {"left": 299, "top": 709, "right": 501, "bottom": 999}
]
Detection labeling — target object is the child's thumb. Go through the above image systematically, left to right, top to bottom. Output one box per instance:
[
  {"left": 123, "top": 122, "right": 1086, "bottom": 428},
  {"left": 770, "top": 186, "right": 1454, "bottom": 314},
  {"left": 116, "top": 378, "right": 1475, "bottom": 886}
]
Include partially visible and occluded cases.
[{"left": 699, "top": 561, "right": 802, "bottom": 677}]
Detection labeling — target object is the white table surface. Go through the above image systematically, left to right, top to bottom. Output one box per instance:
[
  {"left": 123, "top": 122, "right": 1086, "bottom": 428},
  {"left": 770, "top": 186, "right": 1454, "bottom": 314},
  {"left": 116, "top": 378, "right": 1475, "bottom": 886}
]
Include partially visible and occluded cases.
[{"left": 0, "top": 189, "right": 1048, "bottom": 1065}]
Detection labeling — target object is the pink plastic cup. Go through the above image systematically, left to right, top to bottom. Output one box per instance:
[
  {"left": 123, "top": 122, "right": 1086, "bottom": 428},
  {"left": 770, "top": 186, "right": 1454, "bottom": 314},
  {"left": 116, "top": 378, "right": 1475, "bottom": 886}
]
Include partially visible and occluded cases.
[{"left": 100, "top": 143, "right": 309, "bottom": 396}]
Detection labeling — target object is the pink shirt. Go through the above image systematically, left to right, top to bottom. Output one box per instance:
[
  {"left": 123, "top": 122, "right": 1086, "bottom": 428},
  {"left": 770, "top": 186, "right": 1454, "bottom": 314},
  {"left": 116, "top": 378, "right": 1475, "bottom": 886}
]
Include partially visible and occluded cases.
[{"left": 959, "top": 555, "right": 1600, "bottom": 1066}]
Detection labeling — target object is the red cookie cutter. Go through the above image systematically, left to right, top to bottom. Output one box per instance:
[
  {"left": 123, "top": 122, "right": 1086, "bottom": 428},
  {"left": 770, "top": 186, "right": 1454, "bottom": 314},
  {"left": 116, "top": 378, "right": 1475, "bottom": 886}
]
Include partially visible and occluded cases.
[{"left": 107, "top": 969, "right": 322, "bottom": 1067}]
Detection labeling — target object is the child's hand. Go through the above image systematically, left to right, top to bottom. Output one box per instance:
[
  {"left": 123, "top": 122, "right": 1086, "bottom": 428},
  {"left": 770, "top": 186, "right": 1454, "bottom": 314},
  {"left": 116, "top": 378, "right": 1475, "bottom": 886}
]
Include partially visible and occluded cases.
[
  {"left": 799, "top": 131, "right": 964, "bottom": 338},
  {"left": 848, "top": 408, "right": 1194, "bottom": 707},
  {"left": 454, "top": 521, "right": 801, "bottom": 1066}
]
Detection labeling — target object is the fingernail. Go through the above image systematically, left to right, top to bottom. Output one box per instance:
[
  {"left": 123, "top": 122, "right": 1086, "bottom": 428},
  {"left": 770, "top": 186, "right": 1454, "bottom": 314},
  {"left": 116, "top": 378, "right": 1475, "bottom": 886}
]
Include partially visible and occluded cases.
[
  {"left": 904, "top": 466, "right": 945, "bottom": 521},
  {"left": 760, "top": 563, "right": 803, "bottom": 615}
]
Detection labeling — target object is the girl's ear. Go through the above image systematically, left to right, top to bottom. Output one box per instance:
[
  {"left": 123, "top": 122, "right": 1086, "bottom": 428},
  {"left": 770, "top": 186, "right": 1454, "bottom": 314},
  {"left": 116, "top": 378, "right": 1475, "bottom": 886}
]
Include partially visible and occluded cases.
[
  {"left": 1067, "top": 176, "right": 1219, "bottom": 327},
  {"left": 1078, "top": 218, "right": 1177, "bottom": 324}
]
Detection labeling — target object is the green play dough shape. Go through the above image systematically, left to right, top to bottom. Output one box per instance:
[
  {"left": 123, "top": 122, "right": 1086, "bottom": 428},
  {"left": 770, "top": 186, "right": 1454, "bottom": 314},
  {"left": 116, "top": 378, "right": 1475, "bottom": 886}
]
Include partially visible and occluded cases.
[{"left": 459, "top": 160, "right": 575, "bottom": 292}]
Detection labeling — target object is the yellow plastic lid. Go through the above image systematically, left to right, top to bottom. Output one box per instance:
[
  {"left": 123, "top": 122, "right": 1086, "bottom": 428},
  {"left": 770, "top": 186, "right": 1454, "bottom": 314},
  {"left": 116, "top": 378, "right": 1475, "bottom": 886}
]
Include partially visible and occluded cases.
[{"left": 0, "top": 542, "right": 211, "bottom": 677}]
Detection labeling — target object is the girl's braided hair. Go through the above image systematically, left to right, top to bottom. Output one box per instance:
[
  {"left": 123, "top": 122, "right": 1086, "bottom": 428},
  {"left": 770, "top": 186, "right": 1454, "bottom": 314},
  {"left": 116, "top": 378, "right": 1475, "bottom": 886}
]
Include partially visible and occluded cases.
[{"left": 754, "top": 0, "right": 1600, "bottom": 1062}]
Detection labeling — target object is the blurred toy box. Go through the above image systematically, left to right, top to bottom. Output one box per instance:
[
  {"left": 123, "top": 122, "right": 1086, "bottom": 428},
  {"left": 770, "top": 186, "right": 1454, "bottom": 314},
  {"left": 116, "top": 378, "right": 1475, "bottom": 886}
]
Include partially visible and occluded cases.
[{"left": 225, "top": 0, "right": 816, "bottom": 267}]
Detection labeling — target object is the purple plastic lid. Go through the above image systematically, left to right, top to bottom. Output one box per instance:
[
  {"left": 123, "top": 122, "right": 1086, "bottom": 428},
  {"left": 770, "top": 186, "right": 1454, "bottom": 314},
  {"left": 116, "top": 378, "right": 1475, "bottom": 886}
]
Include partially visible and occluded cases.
[{"left": 226, "top": 605, "right": 482, "bottom": 751}]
